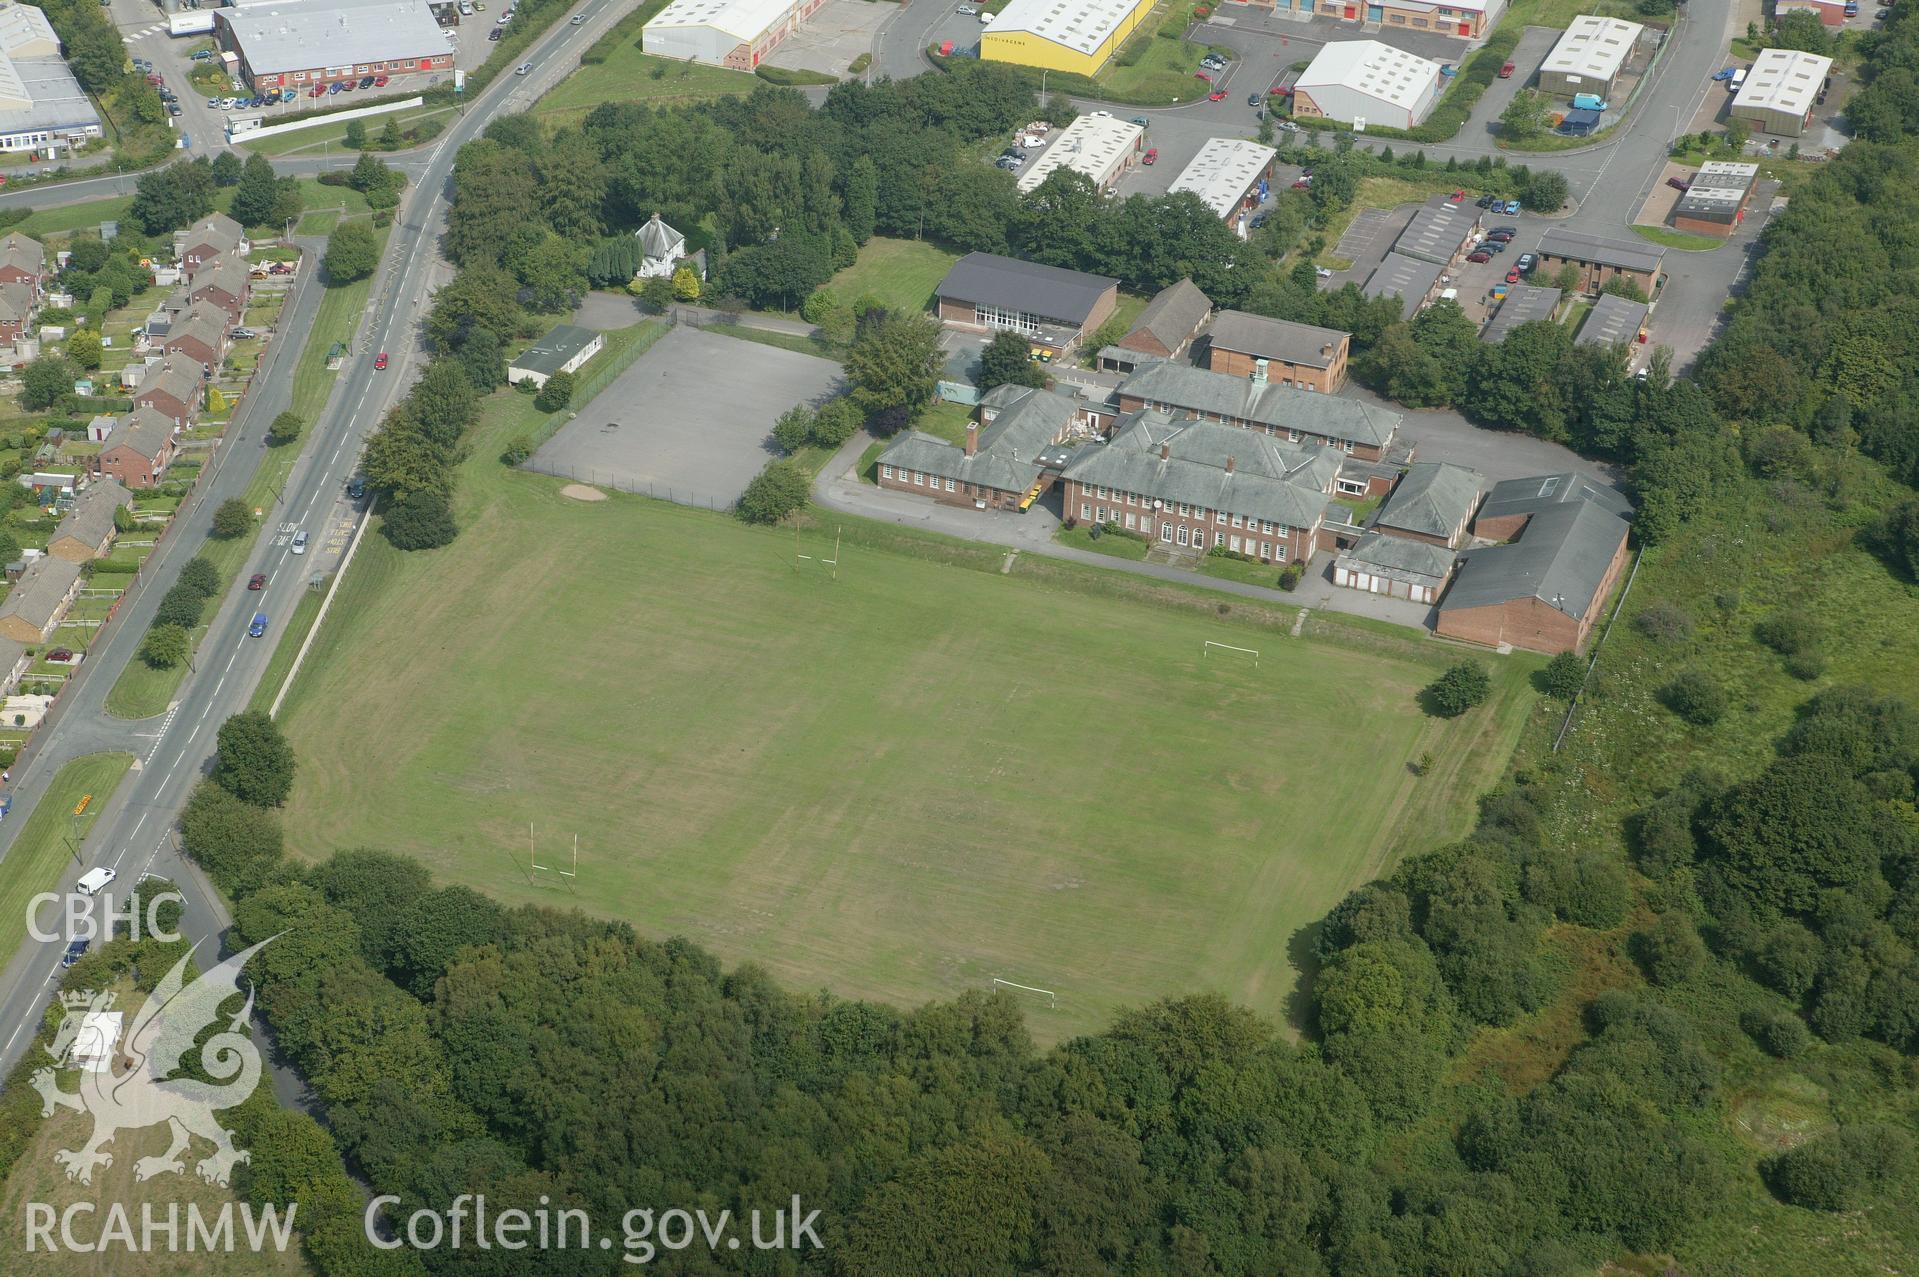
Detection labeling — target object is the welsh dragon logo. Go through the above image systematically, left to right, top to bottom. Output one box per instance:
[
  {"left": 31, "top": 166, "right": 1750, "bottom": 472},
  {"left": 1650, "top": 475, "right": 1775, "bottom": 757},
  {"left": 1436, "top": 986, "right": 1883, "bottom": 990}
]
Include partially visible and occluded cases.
[{"left": 32, "top": 938, "right": 274, "bottom": 1188}]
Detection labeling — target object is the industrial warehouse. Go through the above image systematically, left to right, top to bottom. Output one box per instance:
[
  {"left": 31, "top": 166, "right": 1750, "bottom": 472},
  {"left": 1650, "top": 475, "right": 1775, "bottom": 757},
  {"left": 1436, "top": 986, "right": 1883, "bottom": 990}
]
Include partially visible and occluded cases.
[
  {"left": 214, "top": 0, "right": 453, "bottom": 92},
  {"left": 641, "top": 0, "right": 826, "bottom": 69},
  {"left": 979, "top": 0, "right": 1156, "bottom": 76},
  {"left": 0, "top": 3, "right": 100, "bottom": 156},
  {"left": 1290, "top": 40, "right": 1446, "bottom": 129},
  {"left": 1165, "top": 139, "right": 1278, "bottom": 238}
]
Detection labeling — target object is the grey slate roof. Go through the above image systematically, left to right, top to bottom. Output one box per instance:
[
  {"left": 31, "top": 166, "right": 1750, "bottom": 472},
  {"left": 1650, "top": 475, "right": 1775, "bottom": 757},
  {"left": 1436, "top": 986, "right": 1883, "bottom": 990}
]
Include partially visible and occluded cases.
[
  {"left": 1394, "top": 201, "right": 1479, "bottom": 265},
  {"left": 175, "top": 212, "right": 244, "bottom": 259},
  {"left": 636, "top": 213, "right": 685, "bottom": 261},
  {"left": 1537, "top": 228, "right": 1665, "bottom": 275},
  {"left": 0, "top": 230, "right": 43, "bottom": 277},
  {"left": 1361, "top": 252, "right": 1446, "bottom": 320},
  {"left": 936, "top": 253, "right": 1118, "bottom": 327},
  {"left": 189, "top": 254, "right": 249, "bottom": 300},
  {"left": 1121, "top": 278, "right": 1211, "bottom": 353},
  {"left": 0, "top": 280, "right": 31, "bottom": 323},
  {"left": 1480, "top": 285, "right": 1563, "bottom": 343},
  {"left": 1575, "top": 293, "right": 1649, "bottom": 348},
  {"left": 162, "top": 303, "right": 227, "bottom": 357},
  {"left": 1205, "top": 310, "right": 1347, "bottom": 369},
  {"left": 511, "top": 325, "right": 601, "bottom": 378},
  {"left": 1118, "top": 360, "right": 1401, "bottom": 449},
  {"left": 133, "top": 362, "right": 201, "bottom": 414},
  {"left": 877, "top": 385, "right": 1079, "bottom": 495},
  {"left": 106, "top": 405, "right": 179, "bottom": 460},
  {"left": 1063, "top": 413, "right": 1331, "bottom": 531},
  {"left": 1373, "top": 462, "right": 1482, "bottom": 539},
  {"left": 1477, "top": 471, "right": 1634, "bottom": 527},
  {"left": 50, "top": 478, "right": 130, "bottom": 554},
  {"left": 1442, "top": 499, "right": 1629, "bottom": 621},
  {"left": 1337, "top": 531, "right": 1457, "bottom": 586},
  {"left": 0, "top": 555, "right": 80, "bottom": 634}
]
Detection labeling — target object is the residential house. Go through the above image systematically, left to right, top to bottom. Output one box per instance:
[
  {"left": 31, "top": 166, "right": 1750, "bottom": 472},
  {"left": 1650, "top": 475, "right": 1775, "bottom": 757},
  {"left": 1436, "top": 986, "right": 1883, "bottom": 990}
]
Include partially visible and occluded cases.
[
  {"left": 174, "top": 212, "right": 247, "bottom": 276},
  {"left": 633, "top": 212, "right": 705, "bottom": 281},
  {"left": 0, "top": 230, "right": 44, "bottom": 291},
  {"left": 934, "top": 253, "right": 1120, "bottom": 358},
  {"left": 185, "top": 255, "right": 251, "bottom": 324},
  {"left": 1114, "top": 278, "right": 1211, "bottom": 363},
  {"left": 0, "top": 280, "right": 33, "bottom": 343},
  {"left": 160, "top": 302, "right": 230, "bottom": 371},
  {"left": 1202, "top": 311, "right": 1350, "bottom": 392},
  {"left": 1115, "top": 360, "right": 1402, "bottom": 463},
  {"left": 131, "top": 361, "right": 202, "bottom": 428},
  {"left": 876, "top": 385, "right": 1086, "bottom": 511},
  {"left": 97, "top": 406, "right": 180, "bottom": 489},
  {"left": 1061, "top": 413, "right": 1338, "bottom": 562},
  {"left": 1370, "top": 462, "right": 1482, "bottom": 548},
  {"left": 1435, "top": 473, "right": 1634, "bottom": 653},
  {"left": 45, "top": 478, "right": 131, "bottom": 562},
  {"left": 1332, "top": 533, "right": 1456, "bottom": 604},
  {"left": 0, "top": 554, "right": 81, "bottom": 643}
]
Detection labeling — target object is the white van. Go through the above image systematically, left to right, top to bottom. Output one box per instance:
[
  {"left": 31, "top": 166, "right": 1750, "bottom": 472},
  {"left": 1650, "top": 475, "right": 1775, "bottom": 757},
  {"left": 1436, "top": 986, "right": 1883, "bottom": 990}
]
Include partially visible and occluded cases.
[
  {"left": 1728, "top": 67, "right": 1747, "bottom": 94},
  {"left": 76, "top": 867, "right": 116, "bottom": 897}
]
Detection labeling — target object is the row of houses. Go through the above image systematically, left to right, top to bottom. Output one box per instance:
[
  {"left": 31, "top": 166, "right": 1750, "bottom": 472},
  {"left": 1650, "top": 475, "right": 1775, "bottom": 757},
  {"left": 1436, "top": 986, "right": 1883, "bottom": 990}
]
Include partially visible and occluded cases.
[{"left": 0, "top": 477, "right": 131, "bottom": 687}]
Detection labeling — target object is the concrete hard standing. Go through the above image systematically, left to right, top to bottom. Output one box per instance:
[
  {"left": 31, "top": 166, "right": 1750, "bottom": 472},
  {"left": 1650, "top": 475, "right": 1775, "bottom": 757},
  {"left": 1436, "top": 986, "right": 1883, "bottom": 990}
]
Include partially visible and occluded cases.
[{"left": 526, "top": 325, "right": 843, "bottom": 509}]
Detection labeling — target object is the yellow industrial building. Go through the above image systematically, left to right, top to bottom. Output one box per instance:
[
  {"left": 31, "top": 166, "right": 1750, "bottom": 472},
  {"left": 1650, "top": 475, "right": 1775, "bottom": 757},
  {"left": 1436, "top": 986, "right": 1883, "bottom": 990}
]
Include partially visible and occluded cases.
[{"left": 980, "top": 0, "right": 1157, "bottom": 77}]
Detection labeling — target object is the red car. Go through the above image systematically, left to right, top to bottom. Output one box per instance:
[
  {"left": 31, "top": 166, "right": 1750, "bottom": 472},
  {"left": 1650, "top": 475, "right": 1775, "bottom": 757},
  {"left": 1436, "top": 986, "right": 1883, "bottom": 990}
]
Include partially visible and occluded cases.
[
  {"left": 1498, "top": 61, "right": 1516, "bottom": 78},
  {"left": 1194, "top": 70, "right": 1212, "bottom": 82},
  {"left": 373, "top": 74, "right": 389, "bottom": 87},
  {"left": 309, "top": 85, "right": 326, "bottom": 97},
  {"left": 1268, "top": 85, "right": 1291, "bottom": 96},
  {"left": 1208, "top": 89, "right": 1227, "bottom": 101},
  {"left": 1142, "top": 147, "right": 1158, "bottom": 164},
  {"left": 1291, "top": 178, "right": 1311, "bottom": 189},
  {"left": 1450, "top": 189, "right": 1466, "bottom": 202},
  {"left": 1467, "top": 250, "right": 1493, "bottom": 263},
  {"left": 1505, "top": 267, "right": 1522, "bottom": 283},
  {"left": 374, "top": 352, "right": 389, "bottom": 369},
  {"left": 248, "top": 573, "right": 267, "bottom": 591},
  {"left": 46, "top": 648, "right": 74, "bottom": 662}
]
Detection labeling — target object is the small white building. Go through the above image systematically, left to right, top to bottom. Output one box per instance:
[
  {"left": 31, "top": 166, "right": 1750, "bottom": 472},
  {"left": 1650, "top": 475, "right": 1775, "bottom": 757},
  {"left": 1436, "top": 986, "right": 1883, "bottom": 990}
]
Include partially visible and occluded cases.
[
  {"left": 642, "top": 0, "right": 825, "bottom": 69},
  {"left": 1291, "top": 40, "right": 1446, "bottom": 131},
  {"left": 1731, "top": 47, "right": 1833, "bottom": 138},
  {"left": 1016, "top": 110, "right": 1144, "bottom": 195},
  {"left": 1167, "top": 139, "right": 1278, "bottom": 238},
  {"left": 508, "top": 325, "right": 605, "bottom": 389}
]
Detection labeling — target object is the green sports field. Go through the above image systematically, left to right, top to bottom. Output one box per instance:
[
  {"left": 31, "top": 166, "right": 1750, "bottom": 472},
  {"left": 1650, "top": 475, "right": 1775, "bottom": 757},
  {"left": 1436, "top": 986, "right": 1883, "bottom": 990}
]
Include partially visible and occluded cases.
[{"left": 276, "top": 400, "right": 1537, "bottom": 1038}]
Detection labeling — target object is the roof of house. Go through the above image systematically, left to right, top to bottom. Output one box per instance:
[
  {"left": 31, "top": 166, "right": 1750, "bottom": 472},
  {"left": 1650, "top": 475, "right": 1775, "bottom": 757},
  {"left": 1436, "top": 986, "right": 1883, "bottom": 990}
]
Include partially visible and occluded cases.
[
  {"left": 218, "top": 0, "right": 451, "bottom": 75},
  {"left": 984, "top": 0, "right": 1143, "bottom": 56},
  {"left": 1540, "top": 15, "right": 1644, "bottom": 83},
  {"left": 1296, "top": 40, "right": 1445, "bottom": 113},
  {"left": 1733, "top": 47, "right": 1832, "bottom": 118},
  {"left": 1016, "top": 112, "right": 1144, "bottom": 193},
  {"left": 1166, "top": 138, "right": 1278, "bottom": 220},
  {"left": 1675, "top": 160, "right": 1759, "bottom": 218},
  {"left": 1394, "top": 200, "right": 1480, "bottom": 265},
  {"left": 176, "top": 212, "right": 244, "bottom": 255},
  {"left": 636, "top": 212, "right": 684, "bottom": 261},
  {"left": 1537, "top": 227, "right": 1666, "bottom": 275},
  {"left": 0, "top": 229, "right": 43, "bottom": 277},
  {"left": 1361, "top": 251, "right": 1446, "bottom": 320},
  {"left": 936, "top": 252, "right": 1118, "bottom": 327},
  {"left": 189, "top": 254, "right": 250, "bottom": 298},
  {"left": 1122, "top": 278, "right": 1211, "bottom": 354},
  {"left": 0, "top": 279, "right": 31, "bottom": 323},
  {"left": 1480, "top": 284, "right": 1563, "bottom": 343},
  {"left": 1575, "top": 293, "right": 1650, "bottom": 348},
  {"left": 162, "top": 303, "right": 227, "bottom": 357},
  {"left": 1205, "top": 311, "right": 1348, "bottom": 369},
  {"left": 510, "top": 325, "right": 602, "bottom": 378},
  {"left": 1118, "top": 360, "right": 1401, "bottom": 448},
  {"left": 132, "top": 362, "right": 201, "bottom": 412},
  {"left": 877, "top": 385, "right": 1079, "bottom": 494},
  {"left": 106, "top": 405, "right": 179, "bottom": 460},
  {"left": 1063, "top": 412, "right": 1333, "bottom": 531},
  {"left": 1101, "top": 412, "right": 1343, "bottom": 488},
  {"left": 1374, "top": 462, "right": 1482, "bottom": 538},
  {"left": 1477, "top": 470, "right": 1634, "bottom": 526},
  {"left": 50, "top": 478, "right": 130, "bottom": 551},
  {"left": 1442, "top": 498, "right": 1629, "bottom": 621},
  {"left": 1337, "top": 530, "right": 1458, "bottom": 586},
  {"left": 0, "top": 554, "right": 80, "bottom": 631}
]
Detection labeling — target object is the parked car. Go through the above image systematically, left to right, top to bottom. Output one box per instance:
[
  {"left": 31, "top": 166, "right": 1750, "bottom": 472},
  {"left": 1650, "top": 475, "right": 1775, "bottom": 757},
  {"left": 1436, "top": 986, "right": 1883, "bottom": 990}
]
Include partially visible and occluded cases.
[
  {"left": 956, "top": 4, "right": 977, "bottom": 11},
  {"left": 570, "top": 11, "right": 586, "bottom": 21},
  {"left": 490, "top": 27, "right": 502, "bottom": 38},
  {"left": 191, "top": 49, "right": 214, "bottom": 61},
  {"left": 1498, "top": 61, "right": 1516, "bottom": 78},
  {"left": 1439, "top": 64, "right": 1457, "bottom": 77},
  {"left": 1710, "top": 66, "right": 1736, "bottom": 81},
  {"left": 1194, "top": 70, "right": 1211, "bottom": 82},
  {"left": 374, "top": 74, "right": 389, "bottom": 86},
  {"left": 358, "top": 75, "right": 375, "bottom": 89},
  {"left": 328, "top": 82, "right": 343, "bottom": 93},
  {"left": 309, "top": 85, "right": 327, "bottom": 96},
  {"left": 1268, "top": 85, "right": 1291, "bottom": 97},
  {"left": 281, "top": 88, "right": 297, "bottom": 101},
  {"left": 1208, "top": 89, "right": 1227, "bottom": 101},
  {"left": 1246, "top": 92, "right": 1261, "bottom": 106},
  {"left": 167, "top": 103, "right": 183, "bottom": 116},
  {"left": 1277, "top": 120, "right": 1300, "bottom": 131},
  {"left": 1142, "top": 147, "right": 1157, "bottom": 164},
  {"left": 1666, "top": 175, "right": 1690, "bottom": 191},
  {"left": 1291, "top": 178, "right": 1311, "bottom": 189},
  {"left": 1476, "top": 193, "right": 1496, "bottom": 208},
  {"left": 1501, "top": 199, "right": 1521, "bottom": 214},
  {"left": 1249, "top": 211, "right": 1268, "bottom": 230},
  {"left": 1488, "top": 224, "right": 1517, "bottom": 236},
  {"left": 1483, "top": 240, "right": 1506, "bottom": 253},
  {"left": 1467, "top": 250, "right": 1492, "bottom": 263},
  {"left": 1516, "top": 252, "right": 1537, "bottom": 273},
  {"left": 1315, "top": 266, "right": 1333, "bottom": 278},
  {"left": 1506, "top": 267, "right": 1522, "bottom": 283},
  {"left": 232, "top": 326, "right": 257, "bottom": 339},
  {"left": 375, "top": 351, "right": 389, "bottom": 369},
  {"left": 348, "top": 476, "right": 366, "bottom": 500},
  {"left": 248, "top": 573, "right": 267, "bottom": 591},
  {"left": 249, "top": 613, "right": 269, "bottom": 638},
  {"left": 47, "top": 647, "right": 73, "bottom": 662},
  {"left": 61, "top": 938, "right": 88, "bottom": 969}
]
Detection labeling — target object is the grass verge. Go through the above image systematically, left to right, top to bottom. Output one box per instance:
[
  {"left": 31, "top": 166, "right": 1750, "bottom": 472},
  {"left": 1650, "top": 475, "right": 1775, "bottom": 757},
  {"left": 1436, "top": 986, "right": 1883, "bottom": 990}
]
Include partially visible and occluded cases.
[{"left": 0, "top": 754, "right": 134, "bottom": 962}]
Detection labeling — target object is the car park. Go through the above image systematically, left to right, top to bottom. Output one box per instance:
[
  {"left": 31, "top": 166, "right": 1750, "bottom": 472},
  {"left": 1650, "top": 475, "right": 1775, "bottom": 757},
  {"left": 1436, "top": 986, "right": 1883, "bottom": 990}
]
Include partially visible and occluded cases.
[
  {"left": 359, "top": 76, "right": 375, "bottom": 89},
  {"left": 1142, "top": 147, "right": 1157, "bottom": 164},
  {"left": 1467, "top": 250, "right": 1492, "bottom": 263},
  {"left": 249, "top": 573, "right": 267, "bottom": 590}
]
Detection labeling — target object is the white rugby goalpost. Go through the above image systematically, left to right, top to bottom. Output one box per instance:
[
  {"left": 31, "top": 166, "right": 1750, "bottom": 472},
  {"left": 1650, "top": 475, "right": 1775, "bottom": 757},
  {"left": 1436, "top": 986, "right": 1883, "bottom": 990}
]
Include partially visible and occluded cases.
[
  {"left": 1202, "top": 640, "right": 1260, "bottom": 666},
  {"left": 529, "top": 824, "right": 578, "bottom": 885},
  {"left": 992, "top": 977, "right": 1057, "bottom": 1009}
]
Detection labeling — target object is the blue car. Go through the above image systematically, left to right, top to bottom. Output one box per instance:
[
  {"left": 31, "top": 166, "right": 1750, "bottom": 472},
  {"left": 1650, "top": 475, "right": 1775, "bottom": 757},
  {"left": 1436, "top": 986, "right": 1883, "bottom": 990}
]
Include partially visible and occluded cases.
[
  {"left": 1710, "top": 66, "right": 1737, "bottom": 81},
  {"left": 328, "top": 82, "right": 343, "bottom": 94},
  {"left": 281, "top": 88, "right": 296, "bottom": 102},
  {"left": 1501, "top": 199, "right": 1522, "bottom": 215},
  {"left": 249, "top": 612, "right": 269, "bottom": 638},
  {"left": 62, "top": 938, "right": 89, "bottom": 968}
]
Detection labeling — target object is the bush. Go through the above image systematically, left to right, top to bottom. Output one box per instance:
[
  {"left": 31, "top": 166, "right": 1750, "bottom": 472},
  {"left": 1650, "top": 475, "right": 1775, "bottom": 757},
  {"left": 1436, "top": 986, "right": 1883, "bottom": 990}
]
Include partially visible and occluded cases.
[
  {"left": 322, "top": 221, "right": 378, "bottom": 285},
  {"left": 534, "top": 371, "right": 575, "bottom": 413},
  {"left": 500, "top": 438, "right": 534, "bottom": 466},
  {"left": 737, "top": 459, "right": 810, "bottom": 525},
  {"left": 383, "top": 488, "right": 456, "bottom": 550},
  {"left": 210, "top": 498, "right": 252, "bottom": 540},
  {"left": 177, "top": 557, "right": 219, "bottom": 598},
  {"left": 1278, "top": 563, "right": 1304, "bottom": 591},
  {"left": 1634, "top": 602, "right": 1693, "bottom": 644},
  {"left": 1754, "top": 613, "right": 1817, "bottom": 656},
  {"left": 139, "top": 624, "right": 189, "bottom": 669},
  {"left": 1783, "top": 649, "right": 1827, "bottom": 682},
  {"left": 1537, "top": 650, "right": 1585, "bottom": 699},
  {"left": 1423, "top": 661, "right": 1492, "bottom": 717},
  {"left": 1659, "top": 671, "right": 1727, "bottom": 726},
  {"left": 1635, "top": 911, "right": 1705, "bottom": 986},
  {"left": 1740, "top": 1008, "right": 1812, "bottom": 1059},
  {"left": 1765, "top": 1126, "right": 1915, "bottom": 1211}
]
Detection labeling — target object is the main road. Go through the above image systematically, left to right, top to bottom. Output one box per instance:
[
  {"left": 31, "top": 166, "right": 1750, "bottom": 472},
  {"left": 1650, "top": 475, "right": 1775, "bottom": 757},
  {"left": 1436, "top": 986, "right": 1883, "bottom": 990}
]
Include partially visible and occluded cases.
[{"left": 0, "top": 0, "right": 640, "bottom": 1093}]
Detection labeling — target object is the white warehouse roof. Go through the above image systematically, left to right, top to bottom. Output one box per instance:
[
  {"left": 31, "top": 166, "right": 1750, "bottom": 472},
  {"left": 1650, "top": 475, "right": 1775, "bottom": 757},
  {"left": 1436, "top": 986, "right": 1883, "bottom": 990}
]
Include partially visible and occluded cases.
[
  {"left": 219, "top": 0, "right": 447, "bottom": 75},
  {"left": 646, "top": 0, "right": 794, "bottom": 43},
  {"left": 989, "top": 0, "right": 1140, "bottom": 56},
  {"left": 0, "top": 4, "right": 60, "bottom": 58},
  {"left": 1540, "top": 15, "right": 1644, "bottom": 82},
  {"left": 1297, "top": 40, "right": 1445, "bottom": 114},
  {"left": 1734, "top": 47, "right": 1832, "bottom": 118},
  {"left": 1017, "top": 111, "right": 1142, "bottom": 193},
  {"left": 1167, "top": 138, "right": 1276, "bottom": 220}
]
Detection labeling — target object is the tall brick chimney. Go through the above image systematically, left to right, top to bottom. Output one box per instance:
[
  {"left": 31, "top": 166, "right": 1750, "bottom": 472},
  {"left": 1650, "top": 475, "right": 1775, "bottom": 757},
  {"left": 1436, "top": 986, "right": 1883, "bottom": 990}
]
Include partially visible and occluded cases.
[
  {"left": 964, "top": 420, "right": 979, "bottom": 457},
  {"left": 1160, "top": 442, "right": 1171, "bottom": 461},
  {"left": 1225, "top": 455, "right": 1236, "bottom": 474}
]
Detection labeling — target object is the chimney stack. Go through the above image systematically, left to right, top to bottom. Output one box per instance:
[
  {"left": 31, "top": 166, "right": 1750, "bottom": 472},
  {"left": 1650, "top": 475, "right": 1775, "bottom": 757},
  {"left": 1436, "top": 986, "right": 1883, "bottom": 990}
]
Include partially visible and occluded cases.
[
  {"left": 1321, "top": 343, "right": 1334, "bottom": 358},
  {"left": 1252, "top": 357, "right": 1269, "bottom": 387},
  {"left": 964, "top": 420, "right": 979, "bottom": 457},
  {"left": 1160, "top": 442, "right": 1171, "bottom": 461},
  {"left": 1225, "top": 455, "right": 1236, "bottom": 474}
]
